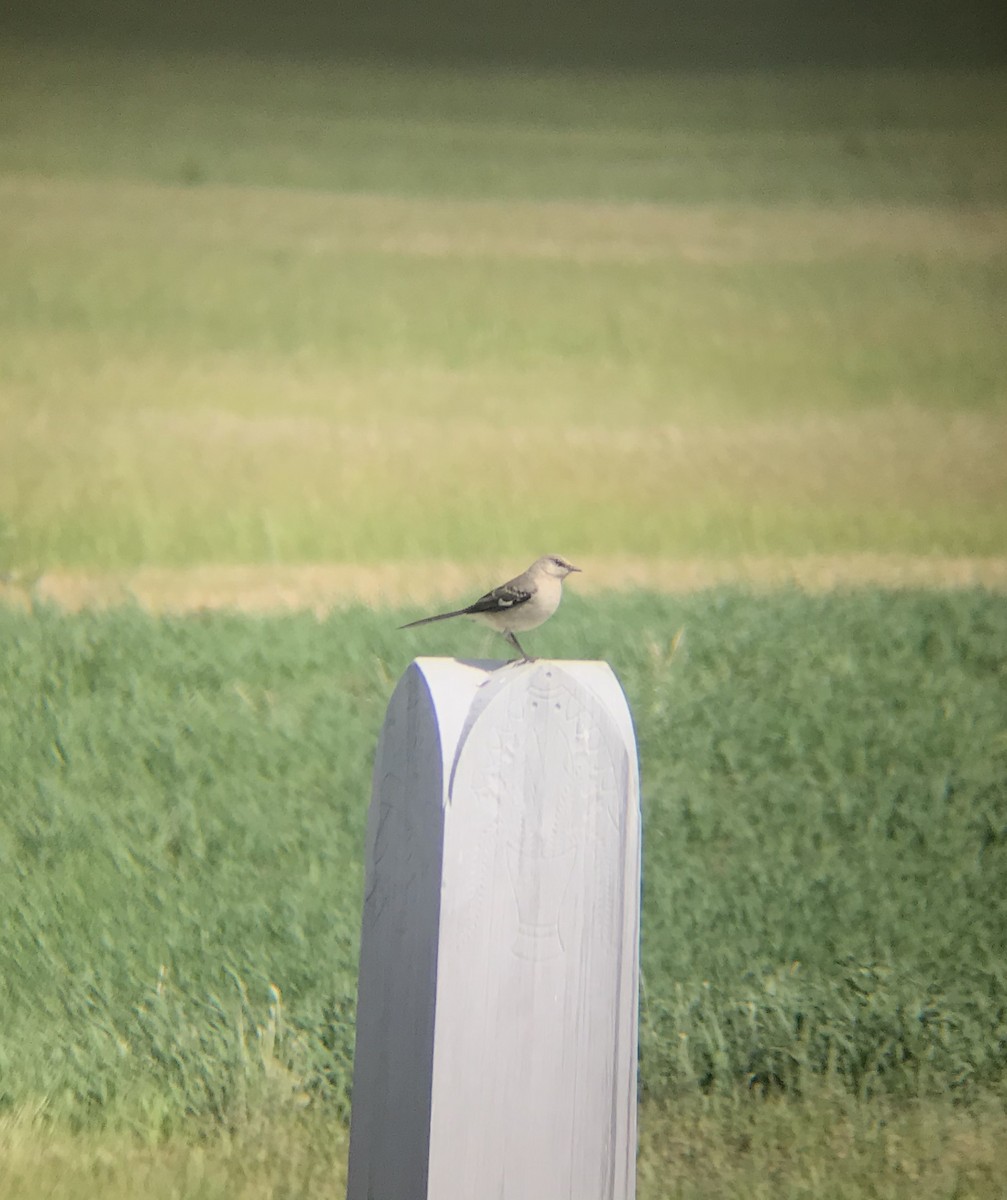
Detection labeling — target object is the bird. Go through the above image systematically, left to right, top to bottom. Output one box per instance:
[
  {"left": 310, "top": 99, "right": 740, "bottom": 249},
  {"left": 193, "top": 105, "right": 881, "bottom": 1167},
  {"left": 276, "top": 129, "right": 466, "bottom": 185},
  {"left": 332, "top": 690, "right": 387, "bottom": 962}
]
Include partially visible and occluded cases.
[{"left": 399, "top": 555, "right": 581, "bottom": 662}]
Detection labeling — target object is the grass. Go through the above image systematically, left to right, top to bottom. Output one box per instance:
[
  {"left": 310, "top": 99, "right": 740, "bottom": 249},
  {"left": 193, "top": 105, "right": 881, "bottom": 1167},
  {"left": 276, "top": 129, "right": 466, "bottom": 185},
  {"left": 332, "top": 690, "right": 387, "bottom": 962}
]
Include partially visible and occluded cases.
[
  {"left": 6, "top": 0, "right": 1004, "bottom": 70},
  {"left": 1, "top": 32, "right": 1006, "bottom": 1194},
  {"left": 1, "top": 42, "right": 1006, "bottom": 568},
  {"left": 4, "top": 46, "right": 1007, "bottom": 201},
  {"left": 2, "top": 590, "right": 1005, "bottom": 1194},
  {"left": 1, "top": 1091, "right": 1006, "bottom": 1199},
  {"left": 0, "top": 1108, "right": 351, "bottom": 1200}
]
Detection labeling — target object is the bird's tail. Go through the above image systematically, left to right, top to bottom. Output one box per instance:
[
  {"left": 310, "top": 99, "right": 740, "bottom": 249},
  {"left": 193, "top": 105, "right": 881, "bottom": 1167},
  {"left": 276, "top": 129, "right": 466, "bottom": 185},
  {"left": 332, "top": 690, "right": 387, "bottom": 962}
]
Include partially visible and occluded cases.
[{"left": 399, "top": 609, "right": 469, "bottom": 630}]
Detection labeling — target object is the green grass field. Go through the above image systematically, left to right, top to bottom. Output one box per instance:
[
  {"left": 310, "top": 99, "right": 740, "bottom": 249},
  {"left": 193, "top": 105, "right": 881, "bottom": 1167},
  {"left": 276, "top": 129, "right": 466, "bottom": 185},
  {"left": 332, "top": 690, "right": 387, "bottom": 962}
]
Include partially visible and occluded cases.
[
  {"left": 2, "top": 29, "right": 1006, "bottom": 1197},
  {"left": 1, "top": 42, "right": 1006, "bottom": 570},
  {"left": 3, "top": 591, "right": 1006, "bottom": 1195}
]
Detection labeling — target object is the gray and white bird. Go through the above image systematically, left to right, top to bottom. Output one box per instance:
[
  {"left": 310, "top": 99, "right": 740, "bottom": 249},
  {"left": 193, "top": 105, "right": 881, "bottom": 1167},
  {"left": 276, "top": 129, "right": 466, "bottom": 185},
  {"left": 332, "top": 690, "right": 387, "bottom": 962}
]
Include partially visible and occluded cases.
[{"left": 399, "top": 555, "right": 581, "bottom": 662}]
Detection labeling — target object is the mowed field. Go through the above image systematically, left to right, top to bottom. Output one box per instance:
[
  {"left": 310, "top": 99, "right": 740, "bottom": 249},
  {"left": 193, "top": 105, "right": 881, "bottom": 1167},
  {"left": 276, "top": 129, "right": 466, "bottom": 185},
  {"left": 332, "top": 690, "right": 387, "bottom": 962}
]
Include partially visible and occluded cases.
[
  {"left": 1, "top": 33, "right": 1006, "bottom": 1199},
  {"left": 1, "top": 43, "right": 1006, "bottom": 576}
]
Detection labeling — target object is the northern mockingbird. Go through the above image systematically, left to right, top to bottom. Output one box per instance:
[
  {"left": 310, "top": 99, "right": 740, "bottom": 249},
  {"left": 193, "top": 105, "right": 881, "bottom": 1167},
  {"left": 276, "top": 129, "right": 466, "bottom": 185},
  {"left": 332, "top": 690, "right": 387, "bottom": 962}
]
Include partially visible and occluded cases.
[{"left": 399, "top": 555, "right": 581, "bottom": 662}]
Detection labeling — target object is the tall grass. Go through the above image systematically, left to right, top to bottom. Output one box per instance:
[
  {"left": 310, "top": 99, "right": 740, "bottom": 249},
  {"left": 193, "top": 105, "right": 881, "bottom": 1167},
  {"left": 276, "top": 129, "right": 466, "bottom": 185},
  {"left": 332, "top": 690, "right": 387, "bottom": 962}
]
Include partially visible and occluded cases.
[{"left": 2, "top": 589, "right": 1005, "bottom": 1139}]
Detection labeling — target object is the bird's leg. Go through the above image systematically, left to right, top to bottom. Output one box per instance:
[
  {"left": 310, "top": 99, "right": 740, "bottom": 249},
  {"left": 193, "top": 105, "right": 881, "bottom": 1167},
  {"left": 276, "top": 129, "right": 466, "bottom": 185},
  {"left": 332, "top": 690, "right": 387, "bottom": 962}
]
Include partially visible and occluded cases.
[{"left": 504, "top": 630, "right": 534, "bottom": 663}]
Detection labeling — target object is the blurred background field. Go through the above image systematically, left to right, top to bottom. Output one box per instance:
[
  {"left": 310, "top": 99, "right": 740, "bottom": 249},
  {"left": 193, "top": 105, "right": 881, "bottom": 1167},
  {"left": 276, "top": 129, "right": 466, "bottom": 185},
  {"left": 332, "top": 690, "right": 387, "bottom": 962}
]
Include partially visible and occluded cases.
[
  {"left": 2, "top": 1, "right": 1006, "bottom": 1194},
  {"left": 1, "top": 35, "right": 1005, "bottom": 572}
]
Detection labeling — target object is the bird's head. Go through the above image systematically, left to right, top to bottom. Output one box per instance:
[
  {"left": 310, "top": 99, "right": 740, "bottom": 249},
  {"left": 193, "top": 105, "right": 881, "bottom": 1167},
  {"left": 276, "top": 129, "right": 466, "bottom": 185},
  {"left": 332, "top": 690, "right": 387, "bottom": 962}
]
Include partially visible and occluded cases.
[{"left": 536, "top": 555, "right": 582, "bottom": 579}]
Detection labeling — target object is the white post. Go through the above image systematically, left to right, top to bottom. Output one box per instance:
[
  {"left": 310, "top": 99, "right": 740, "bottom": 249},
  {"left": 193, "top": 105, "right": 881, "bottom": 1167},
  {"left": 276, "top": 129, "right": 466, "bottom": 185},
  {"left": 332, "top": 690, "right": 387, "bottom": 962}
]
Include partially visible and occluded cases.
[{"left": 346, "top": 658, "right": 641, "bottom": 1200}]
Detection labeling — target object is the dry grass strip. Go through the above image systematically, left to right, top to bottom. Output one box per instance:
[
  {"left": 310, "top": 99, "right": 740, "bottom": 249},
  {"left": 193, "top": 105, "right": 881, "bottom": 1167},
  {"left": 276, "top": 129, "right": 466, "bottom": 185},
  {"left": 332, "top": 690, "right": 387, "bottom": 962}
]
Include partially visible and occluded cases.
[{"left": 3, "top": 556, "right": 1005, "bottom": 615}]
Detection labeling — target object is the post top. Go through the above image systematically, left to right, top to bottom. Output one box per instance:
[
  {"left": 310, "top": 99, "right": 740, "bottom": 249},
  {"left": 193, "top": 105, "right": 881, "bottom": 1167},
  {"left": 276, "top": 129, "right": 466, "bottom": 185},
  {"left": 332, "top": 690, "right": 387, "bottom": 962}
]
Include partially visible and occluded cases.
[
  {"left": 409, "top": 655, "right": 614, "bottom": 671},
  {"left": 407, "top": 656, "right": 625, "bottom": 700},
  {"left": 391, "top": 657, "right": 637, "bottom": 802}
]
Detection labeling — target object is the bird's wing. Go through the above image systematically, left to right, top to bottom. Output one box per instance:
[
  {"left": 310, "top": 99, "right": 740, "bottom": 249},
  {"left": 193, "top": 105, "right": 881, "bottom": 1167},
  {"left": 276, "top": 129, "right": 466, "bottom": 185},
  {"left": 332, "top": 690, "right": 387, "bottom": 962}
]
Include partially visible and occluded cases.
[
  {"left": 400, "top": 567, "right": 536, "bottom": 629},
  {"left": 462, "top": 580, "right": 534, "bottom": 616}
]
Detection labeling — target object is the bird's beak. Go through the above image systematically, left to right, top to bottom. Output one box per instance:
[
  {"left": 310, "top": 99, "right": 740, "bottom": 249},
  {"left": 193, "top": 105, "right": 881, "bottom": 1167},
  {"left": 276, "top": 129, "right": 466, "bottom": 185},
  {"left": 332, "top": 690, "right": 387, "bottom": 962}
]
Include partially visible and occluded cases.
[{"left": 569, "top": 564, "right": 582, "bottom": 573}]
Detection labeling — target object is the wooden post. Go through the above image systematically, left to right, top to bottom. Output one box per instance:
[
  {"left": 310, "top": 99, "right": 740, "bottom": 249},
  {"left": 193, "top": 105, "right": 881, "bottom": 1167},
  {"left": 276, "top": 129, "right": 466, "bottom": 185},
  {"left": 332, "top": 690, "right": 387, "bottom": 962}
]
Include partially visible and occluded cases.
[{"left": 346, "top": 658, "right": 641, "bottom": 1200}]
